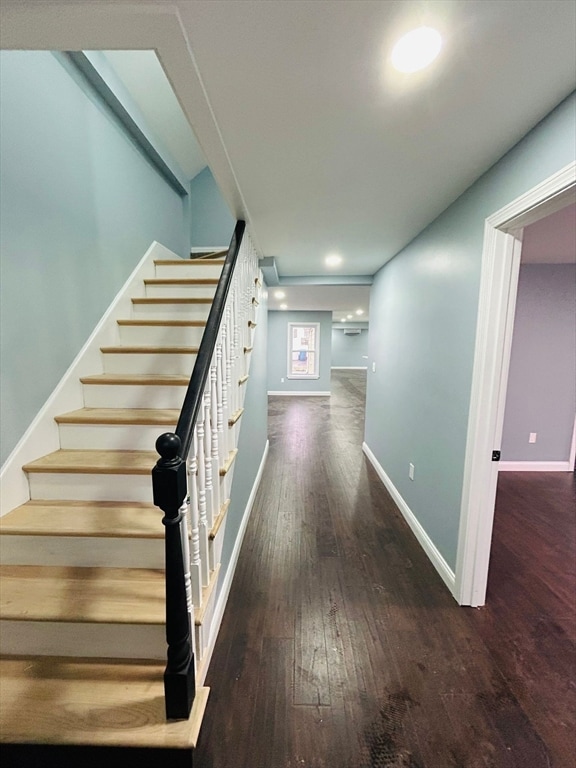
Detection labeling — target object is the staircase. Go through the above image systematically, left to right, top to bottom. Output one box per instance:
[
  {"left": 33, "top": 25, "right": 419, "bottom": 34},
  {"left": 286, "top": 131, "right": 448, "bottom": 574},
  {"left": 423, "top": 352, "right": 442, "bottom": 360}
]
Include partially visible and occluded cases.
[{"left": 0, "top": 232, "right": 260, "bottom": 765}]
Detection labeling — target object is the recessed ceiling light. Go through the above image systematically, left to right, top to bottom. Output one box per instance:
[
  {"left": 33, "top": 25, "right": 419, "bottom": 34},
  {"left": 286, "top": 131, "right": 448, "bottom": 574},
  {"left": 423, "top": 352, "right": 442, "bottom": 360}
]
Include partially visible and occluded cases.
[
  {"left": 391, "top": 27, "right": 442, "bottom": 73},
  {"left": 325, "top": 253, "right": 342, "bottom": 268},
  {"left": 274, "top": 290, "right": 286, "bottom": 299},
  {"left": 280, "top": 303, "right": 288, "bottom": 310},
  {"left": 355, "top": 309, "right": 364, "bottom": 316},
  {"left": 347, "top": 314, "right": 353, "bottom": 319},
  {"left": 341, "top": 318, "right": 347, "bottom": 322}
]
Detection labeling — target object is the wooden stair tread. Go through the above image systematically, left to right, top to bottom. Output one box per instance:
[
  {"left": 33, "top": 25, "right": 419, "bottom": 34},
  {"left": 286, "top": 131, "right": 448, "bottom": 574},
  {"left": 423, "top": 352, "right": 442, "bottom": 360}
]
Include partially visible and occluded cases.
[
  {"left": 190, "top": 250, "right": 227, "bottom": 260},
  {"left": 154, "top": 257, "right": 225, "bottom": 266},
  {"left": 144, "top": 278, "right": 219, "bottom": 286},
  {"left": 132, "top": 297, "right": 212, "bottom": 305},
  {"left": 117, "top": 320, "right": 206, "bottom": 327},
  {"left": 100, "top": 346, "right": 199, "bottom": 354},
  {"left": 80, "top": 374, "right": 189, "bottom": 386},
  {"left": 56, "top": 408, "right": 179, "bottom": 426},
  {"left": 228, "top": 408, "right": 244, "bottom": 427},
  {"left": 23, "top": 449, "right": 156, "bottom": 475},
  {"left": 220, "top": 449, "right": 238, "bottom": 477},
  {"left": 210, "top": 500, "right": 230, "bottom": 541},
  {"left": 0, "top": 501, "right": 163, "bottom": 539},
  {"left": 195, "top": 564, "right": 220, "bottom": 627},
  {"left": 0, "top": 565, "right": 165, "bottom": 624},
  {"left": 0, "top": 656, "right": 209, "bottom": 748}
]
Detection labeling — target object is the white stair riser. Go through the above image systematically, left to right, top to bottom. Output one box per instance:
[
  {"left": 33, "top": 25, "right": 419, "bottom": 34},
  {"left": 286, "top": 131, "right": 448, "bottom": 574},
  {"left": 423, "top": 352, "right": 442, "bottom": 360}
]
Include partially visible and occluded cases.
[
  {"left": 154, "top": 262, "right": 223, "bottom": 279},
  {"left": 145, "top": 284, "right": 217, "bottom": 299},
  {"left": 132, "top": 303, "right": 211, "bottom": 321},
  {"left": 118, "top": 324, "right": 206, "bottom": 346},
  {"left": 102, "top": 351, "right": 197, "bottom": 375},
  {"left": 83, "top": 383, "right": 187, "bottom": 409},
  {"left": 59, "top": 423, "right": 176, "bottom": 451},
  {"left": 220, "top": 466, "right": 236, "bottom": 501},
  {"left": 28, "top": 473, "right": 153, "bottom": 503},
  {"left": 209, "top": 519, "right": 227, "bottom": 573},
  {"left": 0, "top": 535, "right": 163, "bottom": 568},
  {"left": 194, "top": 579, "right": 218, "bottom": 661},
  {"left": 0, "top": 620, "right": 165, "bottom": 660}
]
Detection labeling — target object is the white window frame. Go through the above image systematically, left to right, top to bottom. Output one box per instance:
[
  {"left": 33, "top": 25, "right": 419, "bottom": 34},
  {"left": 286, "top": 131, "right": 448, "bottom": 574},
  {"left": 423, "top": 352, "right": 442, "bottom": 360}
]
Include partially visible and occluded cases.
[{"left": 287, "top": 322, "right": 320, "bottom": 379}]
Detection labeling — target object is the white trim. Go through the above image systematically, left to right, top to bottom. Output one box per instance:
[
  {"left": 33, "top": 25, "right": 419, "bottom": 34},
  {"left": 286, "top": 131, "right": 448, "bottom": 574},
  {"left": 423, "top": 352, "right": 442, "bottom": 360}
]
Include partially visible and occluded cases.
[
  {"left": 456, "top": 161, "right": 576, "bottom": 607},
  {"left": 0, "top": 242, "right": 176, "bottom": 516},
  {"left": 287, "top": 322, "right": 320, "bottom": 380},
  {"left": 331, "top": 366, "right": 368, "bottom": 370},
  {"left": 267, "top": 391, "right": 331, "bottom": 397},
  {"left": 569, "top": 413, "right": 576, "bottom": 471},
  {"left": 197, "top": 440, "right": 269, "bottom": 687},
  {"left": 362, "top": 442, "right": 456, "bottom": 596},
  {"left": 499, "top": 461, "right": 571, "bottom": 472}
]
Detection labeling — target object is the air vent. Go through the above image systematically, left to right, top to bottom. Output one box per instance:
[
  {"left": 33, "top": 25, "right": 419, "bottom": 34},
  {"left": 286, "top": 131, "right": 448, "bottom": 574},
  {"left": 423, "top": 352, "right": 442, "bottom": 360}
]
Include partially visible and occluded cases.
[{"left": 343, "top": 328, "right": 362, "bottom": 336}]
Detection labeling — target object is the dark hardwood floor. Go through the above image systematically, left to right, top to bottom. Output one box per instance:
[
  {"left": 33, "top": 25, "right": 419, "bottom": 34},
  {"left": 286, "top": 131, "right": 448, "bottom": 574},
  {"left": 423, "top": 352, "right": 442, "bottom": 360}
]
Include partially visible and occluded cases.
[{"left": 194, "top": 370, "right": 575, "bottom": 768}]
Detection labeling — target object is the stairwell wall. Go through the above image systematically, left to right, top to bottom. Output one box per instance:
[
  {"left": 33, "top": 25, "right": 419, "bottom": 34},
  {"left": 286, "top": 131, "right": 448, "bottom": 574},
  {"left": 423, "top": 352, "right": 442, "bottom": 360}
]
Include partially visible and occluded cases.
[
  {"left": 0, "top": 50, "right": 190, "bottom": 465},
  {"left": 364, "top": 91, "right": 576, "bottom": 574},
  {"left": 190, "top": 167, "right": 235, "bottom": 249}
]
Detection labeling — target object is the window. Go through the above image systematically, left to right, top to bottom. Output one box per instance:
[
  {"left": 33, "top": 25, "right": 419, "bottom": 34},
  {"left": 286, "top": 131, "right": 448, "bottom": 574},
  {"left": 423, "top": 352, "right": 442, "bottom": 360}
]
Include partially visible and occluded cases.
[{"left": 287, "top": 323, "right": 320, "bottom": 379}]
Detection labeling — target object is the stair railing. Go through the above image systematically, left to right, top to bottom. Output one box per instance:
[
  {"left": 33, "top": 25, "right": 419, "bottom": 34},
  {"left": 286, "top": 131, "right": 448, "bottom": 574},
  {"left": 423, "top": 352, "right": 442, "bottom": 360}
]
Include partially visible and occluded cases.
[{"left": 152, "top": 220, "right": 259, "bottom": 719}]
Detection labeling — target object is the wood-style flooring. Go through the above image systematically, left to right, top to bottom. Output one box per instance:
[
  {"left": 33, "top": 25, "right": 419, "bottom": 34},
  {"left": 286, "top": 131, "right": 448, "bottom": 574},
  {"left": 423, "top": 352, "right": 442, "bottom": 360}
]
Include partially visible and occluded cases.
[{"left": 194, "top": 370, "right": 575, "bottom": 768}]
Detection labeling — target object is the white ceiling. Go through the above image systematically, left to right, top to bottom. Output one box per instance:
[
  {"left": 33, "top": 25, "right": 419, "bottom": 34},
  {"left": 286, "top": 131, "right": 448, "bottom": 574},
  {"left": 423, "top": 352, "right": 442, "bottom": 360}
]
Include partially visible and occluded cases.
[
  {"left": 2, "top": 0, "right": 575, "bottom": 296},
  {"left": 175, "top": 0, "right": 576, "bottom": 277},
  {"left": 522, "top": 203, "right": 576, "bottom": 264},
  {"left": 267, "top": 284, "right": 371, "bottom": 322}
]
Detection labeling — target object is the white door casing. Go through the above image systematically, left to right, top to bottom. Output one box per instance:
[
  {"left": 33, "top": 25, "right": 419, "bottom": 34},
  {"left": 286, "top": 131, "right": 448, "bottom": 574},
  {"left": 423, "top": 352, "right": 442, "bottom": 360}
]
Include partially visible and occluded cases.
[{"left": 456, "top": 161, "right": 576, "bottom": 607}]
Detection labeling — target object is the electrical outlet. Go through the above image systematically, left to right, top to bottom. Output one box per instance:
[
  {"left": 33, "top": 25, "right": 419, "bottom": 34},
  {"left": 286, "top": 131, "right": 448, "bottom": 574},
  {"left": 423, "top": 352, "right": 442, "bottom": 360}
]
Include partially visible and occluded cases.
[
  {"left": 372, "top": 362, "right": 376, "bottom": 373},
  {"left": 281, "top": 377, "right": 284, "bottom": 383},
  {"left": 529, "top": 432, "right": 537, "bottom": 443},
  {"left": 409, "top": 463, "right": 415, "bottom": 480}
]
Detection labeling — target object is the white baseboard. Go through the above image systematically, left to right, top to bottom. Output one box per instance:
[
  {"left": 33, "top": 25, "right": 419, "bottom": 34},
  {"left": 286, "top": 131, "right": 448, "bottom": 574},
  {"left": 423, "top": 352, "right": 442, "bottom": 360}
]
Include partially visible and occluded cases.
[
  {"left": 0, "top": 241, "right": 177, "bottom": 517},
  {"left": 331, "top": 366, "right": 368, "bottom": 370},
  {"left": 267, "top": 391, "right": 330, "bottom": 396},
  {"left": 197, "top": 439, "right": 269, "bottom": 687},
  {"left": 362, "top": 442, "right": 456, "bottom": 596},
  {"left": 499, "top": 461, "right": 571, "bottom": 472}
]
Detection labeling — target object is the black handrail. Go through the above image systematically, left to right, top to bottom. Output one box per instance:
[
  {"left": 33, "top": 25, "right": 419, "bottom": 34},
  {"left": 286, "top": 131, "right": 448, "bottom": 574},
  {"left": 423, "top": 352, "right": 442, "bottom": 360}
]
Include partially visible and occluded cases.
[{"left": 152, "top": 220, "right": 246, "bottom": 720}]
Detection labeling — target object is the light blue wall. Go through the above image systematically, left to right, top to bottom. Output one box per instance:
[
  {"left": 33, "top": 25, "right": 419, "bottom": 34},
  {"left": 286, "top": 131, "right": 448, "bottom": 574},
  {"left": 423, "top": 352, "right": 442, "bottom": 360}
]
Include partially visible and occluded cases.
[
  {"left": 0, "top": 51, "right": 189, "bottom": 464},
  {"left": 365, "top": 92, "right": 576, "bottom": 571},
  {"left": 190, "top": 167, "right": 235, "bottom": 248},
  {"left": 501, "top": 264, "right": 576, "bottom": 462},
  {"left": 218, "top": 286, "right": 268, "bottom": 599},
  {"left": 267, "top": 311, "right": 332, "bottom": 393},
  {"left": 331, "top": 328, "right": 369, "bottom": 368}
]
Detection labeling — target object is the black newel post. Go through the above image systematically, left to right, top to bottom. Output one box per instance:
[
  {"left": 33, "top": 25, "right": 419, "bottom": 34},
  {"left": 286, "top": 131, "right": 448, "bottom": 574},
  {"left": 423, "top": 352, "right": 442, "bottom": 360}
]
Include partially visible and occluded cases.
[{"left": 153, "top": 432, "right": 196, "bottom": 720}]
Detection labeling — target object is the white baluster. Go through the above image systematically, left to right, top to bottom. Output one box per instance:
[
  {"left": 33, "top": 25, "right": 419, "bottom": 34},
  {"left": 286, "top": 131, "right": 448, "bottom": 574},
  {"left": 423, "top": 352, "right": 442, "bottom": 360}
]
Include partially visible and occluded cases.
[
  {"left": 217, "top": 341, "right": 226, "bottom": 460},
  {"left": 211, "top": 359, "right": 222, "bottom": 518},
  {"left": 203, "top": 389, "right": 214, "bottom": 527},
  {"left": 196, "top": 406, "right": 209, "bottom": 587},
  {"left": 188, "top": 432, "right": 202, "bottom": 608}
]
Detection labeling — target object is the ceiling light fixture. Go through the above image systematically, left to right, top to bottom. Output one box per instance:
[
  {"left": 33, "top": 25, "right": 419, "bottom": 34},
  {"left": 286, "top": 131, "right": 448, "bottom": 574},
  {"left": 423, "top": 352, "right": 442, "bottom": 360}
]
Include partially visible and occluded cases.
[
  {"left": 391, "top": 27, "right": 442, "bottom": 73},
  {"left": 325, "top": 254, "right": 342, "bottom": 268},
  {"left": 274, "top": 290, "right": 286, "bottom": 299},
  {"left": 280, "top": 303, "right": 288, "bottom": 310},
  {"left": 356, "top": 309, "right": 364, "bottom": 316},
  {"left": 347, "top": 314, "right": 353, "bottom": 319}
]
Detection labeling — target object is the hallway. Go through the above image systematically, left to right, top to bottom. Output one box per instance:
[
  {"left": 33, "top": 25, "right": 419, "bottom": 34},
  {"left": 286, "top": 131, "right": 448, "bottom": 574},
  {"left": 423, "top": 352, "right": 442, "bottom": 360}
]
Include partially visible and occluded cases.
[{"left": 194, "top": 370, "right": 573, "bottom": 768}]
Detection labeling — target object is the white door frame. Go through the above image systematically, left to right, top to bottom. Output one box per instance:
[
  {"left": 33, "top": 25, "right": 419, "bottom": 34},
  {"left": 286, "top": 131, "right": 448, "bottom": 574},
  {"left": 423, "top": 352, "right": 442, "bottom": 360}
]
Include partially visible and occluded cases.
[{"left": 455, "top": 161, "right": 576, "bottom": 607}]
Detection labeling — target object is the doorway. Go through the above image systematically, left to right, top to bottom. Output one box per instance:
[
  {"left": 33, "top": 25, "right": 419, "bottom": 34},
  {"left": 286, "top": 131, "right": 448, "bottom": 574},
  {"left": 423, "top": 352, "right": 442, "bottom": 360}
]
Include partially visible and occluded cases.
[{"left": 456, "top": 161, "right": 576, "bottom": 607}]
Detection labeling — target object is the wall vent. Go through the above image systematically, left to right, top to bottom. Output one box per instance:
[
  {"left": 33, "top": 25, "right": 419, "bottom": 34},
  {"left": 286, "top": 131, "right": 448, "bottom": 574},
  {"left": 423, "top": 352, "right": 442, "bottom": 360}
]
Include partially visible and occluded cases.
[{"left": 343, "top": 328, "right": 362, "bottom": 336}]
